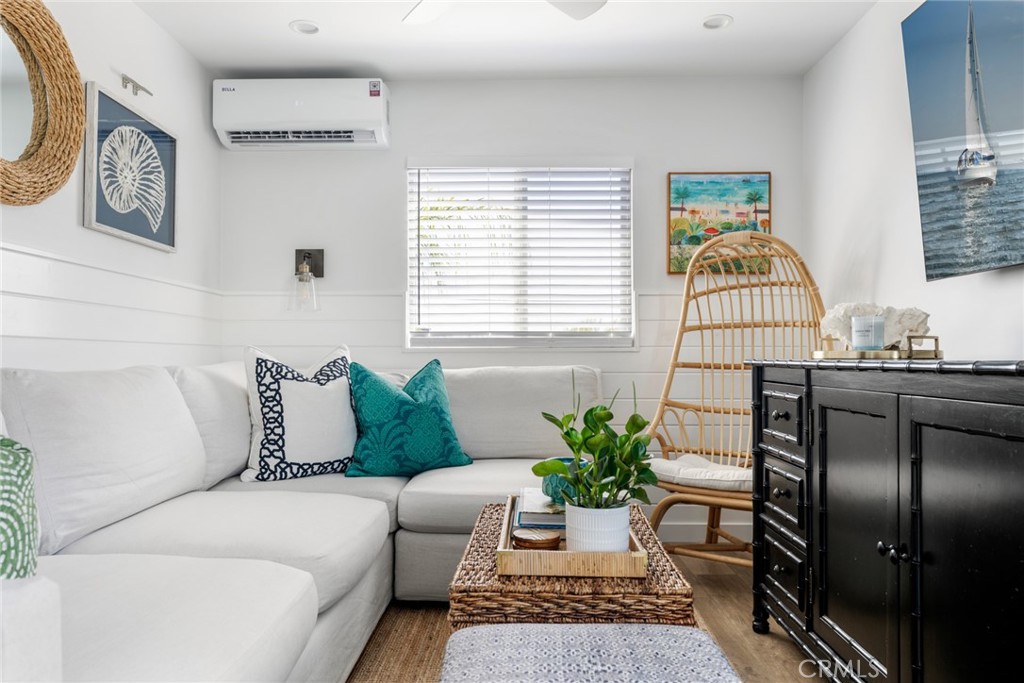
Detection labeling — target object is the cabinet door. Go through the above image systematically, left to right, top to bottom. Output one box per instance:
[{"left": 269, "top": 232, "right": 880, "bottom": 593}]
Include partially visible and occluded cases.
[
  {"left": 812, "top": 387, "right": 900, "bottom": 681},
  {"left": 900, "top": 396, "right": 1024, "bottom": 683}
]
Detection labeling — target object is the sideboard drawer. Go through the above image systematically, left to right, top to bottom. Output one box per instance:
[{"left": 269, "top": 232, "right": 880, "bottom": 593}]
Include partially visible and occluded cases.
[
  {"left": 761, "top": 384, "right": 803, "bottom": 449},
  {"left": 761, "top": 457, "right": 807, "bottom": 536},
  {"left": 763, "top": 531, "right": 806, "bottom": 614}
]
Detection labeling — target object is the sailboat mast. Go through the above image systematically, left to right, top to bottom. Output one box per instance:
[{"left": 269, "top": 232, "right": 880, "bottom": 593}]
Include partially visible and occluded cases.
[
  {"left": 957, "top": 0, "right": 997, "bottom": 183},
  {"left": 965, "top": 1, "right": 991, "bottom": 146}
]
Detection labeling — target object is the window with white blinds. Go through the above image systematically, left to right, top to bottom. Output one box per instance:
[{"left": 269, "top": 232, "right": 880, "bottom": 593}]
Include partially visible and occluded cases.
[{"left": 407, "top": 166, "right": 634, "bottom": 348}]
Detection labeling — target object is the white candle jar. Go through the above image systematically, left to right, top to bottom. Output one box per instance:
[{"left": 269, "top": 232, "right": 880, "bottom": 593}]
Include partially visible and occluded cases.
[{"left": 851, "top": 315, "right": 885, "bottom": 351}]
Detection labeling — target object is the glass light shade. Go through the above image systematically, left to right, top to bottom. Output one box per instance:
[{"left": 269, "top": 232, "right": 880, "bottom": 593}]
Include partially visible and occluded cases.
[{"left": 288, "top": 264, "right": 320, "bottom": 312}]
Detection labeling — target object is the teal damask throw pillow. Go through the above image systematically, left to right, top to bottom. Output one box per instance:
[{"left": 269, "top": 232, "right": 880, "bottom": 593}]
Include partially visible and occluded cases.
[
  {"left": 346, "top": 360, "right": 472, "bottom": 477},
  {"left": 0, "top": 436, "right": 39, "bottom": 579}
]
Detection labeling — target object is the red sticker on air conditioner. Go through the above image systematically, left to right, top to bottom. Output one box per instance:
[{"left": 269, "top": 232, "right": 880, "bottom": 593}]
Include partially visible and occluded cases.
[{"left": 369, "top": 80, "right": 381, "bottom": 97}]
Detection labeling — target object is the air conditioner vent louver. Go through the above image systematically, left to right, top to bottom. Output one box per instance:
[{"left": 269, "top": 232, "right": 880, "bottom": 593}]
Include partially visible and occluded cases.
[
  {"left": 213, "top": 79, "right": 390, "bottom": 150},
  {"left": 226, "top": 129, "right": 378, "bottom": 145}
]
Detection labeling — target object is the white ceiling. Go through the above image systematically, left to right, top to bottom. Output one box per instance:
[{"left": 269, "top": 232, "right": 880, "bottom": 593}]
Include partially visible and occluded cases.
[{"left": 134, "top": 0, "right": 878, "bottom": 80}]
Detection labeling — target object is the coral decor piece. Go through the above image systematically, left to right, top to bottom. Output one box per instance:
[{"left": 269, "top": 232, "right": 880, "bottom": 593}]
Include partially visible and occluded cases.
[{"left": 821, "top": 303, "right": 931, "bottom": 350}]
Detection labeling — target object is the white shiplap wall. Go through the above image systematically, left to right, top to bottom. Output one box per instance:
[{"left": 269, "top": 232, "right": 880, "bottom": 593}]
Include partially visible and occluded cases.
[
  {"left": 0, "top": 1, "right": 224, "bottom": 369},
  {"left": 0, "top": 244, "right": 222, "bottom": 370},
  {"left": 222, "top": 290, "right": 693, "bottom": 418}
]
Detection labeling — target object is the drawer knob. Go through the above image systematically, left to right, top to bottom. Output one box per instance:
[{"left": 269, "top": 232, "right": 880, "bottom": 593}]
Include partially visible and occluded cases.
[
  {"left": 771, "top": 409, "right": 791, "bottom": 422},
  {"left": 771, "top": 487, "right": 792, "bottom": 500},
  {"left": 876, "top": 541, "right": 911, "bottom": 565},
  {"left": 771, "top": 564, "right": 789, "bottom": 575}
]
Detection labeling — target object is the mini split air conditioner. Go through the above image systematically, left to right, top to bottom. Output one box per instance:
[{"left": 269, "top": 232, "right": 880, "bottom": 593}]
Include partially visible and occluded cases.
[{"left": 212, "top": 78, "right": 390, "bottom": 150}]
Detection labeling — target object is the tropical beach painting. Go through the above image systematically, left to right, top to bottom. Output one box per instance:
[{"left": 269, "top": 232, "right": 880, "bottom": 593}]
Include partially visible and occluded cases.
[
  {"left": 902, "top": 1, "right": 1024, "bottom": 281},
  {"left": 667, "top": 172, "right": 771, "bottom": 274}
]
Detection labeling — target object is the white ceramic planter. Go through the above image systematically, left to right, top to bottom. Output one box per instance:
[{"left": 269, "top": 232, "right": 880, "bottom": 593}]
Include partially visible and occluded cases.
[{"left": 565, "top": 504, "right": 630, "bottom": 552}]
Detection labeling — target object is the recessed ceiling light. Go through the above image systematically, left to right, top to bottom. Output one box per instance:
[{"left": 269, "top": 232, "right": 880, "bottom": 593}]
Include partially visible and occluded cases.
[
  {"left": 702, "top": 14, "right": 733, "bottom": 30},
  {"left": 289, "top": 20, "right": 320, "bottom": 35}
]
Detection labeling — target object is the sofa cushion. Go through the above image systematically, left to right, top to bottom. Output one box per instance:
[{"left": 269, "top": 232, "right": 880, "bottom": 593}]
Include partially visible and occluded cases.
[
  {"left": 243, "top": 347, "right": 358, "bottom": 481},
  {"left": 347, "top": 360, "right": 471, "bottom": 478},
  {"left": 170, "top": 362, "right": 251, "bottom": 489},
  {"left": 444, "top": 365, "right": 602, "bottom": 460},
  {"left": 0, "top": 366, "right": 205, "bottom": 555},
  {"left": 399, "top": 459, "right": 545, "bottom": 533},
  {"left": 212, "top": 472, "right": 407, "bottom": 532},
  {"left": 58, "top": 491, "right": 389, "bottom": 612},
  {"left": 38, "top": 554, "right": 317, "bottom": 682},
  {"left": 0, "top": 575, "right": 62, "bottom": 683}
]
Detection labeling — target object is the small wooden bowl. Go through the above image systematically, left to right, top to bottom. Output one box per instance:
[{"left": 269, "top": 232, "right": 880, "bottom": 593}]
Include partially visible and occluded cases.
[{"left": 511, "top": 528, "right": 562, "bottom": 550}]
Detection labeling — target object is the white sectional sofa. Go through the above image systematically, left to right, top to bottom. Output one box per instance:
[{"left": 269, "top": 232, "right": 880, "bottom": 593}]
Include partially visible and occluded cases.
[{"left": 0, "top": 360, "right": 602, "bottom": 682}]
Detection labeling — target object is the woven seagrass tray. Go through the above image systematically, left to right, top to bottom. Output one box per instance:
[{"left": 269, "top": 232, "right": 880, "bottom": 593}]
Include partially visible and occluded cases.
[{"left": 448, "top": 503, "right": 695, "bottom": 631}]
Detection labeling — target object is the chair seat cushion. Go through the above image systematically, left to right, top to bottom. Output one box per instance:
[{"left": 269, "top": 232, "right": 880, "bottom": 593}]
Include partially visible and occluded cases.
[
  {"left": 650, "top": 454, "right": 752, "bottom": 492},
  {"left": 58, "top": 491, "right": 389, "bottom": 612},
  {"left": 38, "top": 554, "right": 317, "bottom": 682}
]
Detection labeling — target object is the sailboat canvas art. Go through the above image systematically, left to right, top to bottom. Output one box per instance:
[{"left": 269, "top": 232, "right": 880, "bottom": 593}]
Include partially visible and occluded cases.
[{"left": 902, "top": 0, "right": 1024, "bottom": 281}]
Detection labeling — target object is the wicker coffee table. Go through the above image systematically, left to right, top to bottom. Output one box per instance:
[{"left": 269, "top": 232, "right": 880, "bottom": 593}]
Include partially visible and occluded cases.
[{"left": 448, "top": 503, "right": 695, "bottom": 631}]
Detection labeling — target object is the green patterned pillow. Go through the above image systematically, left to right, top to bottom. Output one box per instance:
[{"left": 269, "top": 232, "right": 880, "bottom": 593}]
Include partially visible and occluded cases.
[
  {"left": 346, "top": 360, "right": 472, "bottom": 477},
  {"left": 0, "top": 437, "right": 39, "bottom": 579}
]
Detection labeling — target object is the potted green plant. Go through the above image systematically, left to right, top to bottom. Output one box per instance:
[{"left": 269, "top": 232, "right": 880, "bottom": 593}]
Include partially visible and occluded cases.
[{"left": 531, "top": 387, "right": 657, "bottom": 551}]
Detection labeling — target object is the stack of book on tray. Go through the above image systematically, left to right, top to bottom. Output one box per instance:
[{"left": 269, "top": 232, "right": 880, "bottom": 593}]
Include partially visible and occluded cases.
[{"left": 515, "top": 487, "right": 565, "bottom": 529}]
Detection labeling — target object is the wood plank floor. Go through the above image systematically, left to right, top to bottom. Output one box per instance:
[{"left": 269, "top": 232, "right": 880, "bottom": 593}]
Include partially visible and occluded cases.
[
  {"left": 674, "top": 555, "right": 823, "bottom": 682},
  {"left": 348, "top": 556, "right": 822, "bottom": 682}
]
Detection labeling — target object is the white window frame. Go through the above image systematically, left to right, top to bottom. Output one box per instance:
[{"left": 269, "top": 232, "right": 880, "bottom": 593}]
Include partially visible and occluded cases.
[{"left": 406, "top": 158, "right": 636, "bottom": 349}]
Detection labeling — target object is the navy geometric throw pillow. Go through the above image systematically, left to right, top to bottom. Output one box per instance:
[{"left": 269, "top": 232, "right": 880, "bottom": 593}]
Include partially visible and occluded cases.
[{"left": 242, "top": 347, "right": 358, "bottom": 481}]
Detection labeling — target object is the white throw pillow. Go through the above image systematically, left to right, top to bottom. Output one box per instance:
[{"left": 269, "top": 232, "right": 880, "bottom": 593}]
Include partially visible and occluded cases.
[{"left": 242, "top": 347, "right": 357, "bottom": 481}]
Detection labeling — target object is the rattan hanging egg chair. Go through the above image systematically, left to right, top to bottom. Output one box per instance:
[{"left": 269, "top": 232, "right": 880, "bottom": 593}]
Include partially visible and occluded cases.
[{"left": 647, "top": 231, "right": 825, "bottom": 567}]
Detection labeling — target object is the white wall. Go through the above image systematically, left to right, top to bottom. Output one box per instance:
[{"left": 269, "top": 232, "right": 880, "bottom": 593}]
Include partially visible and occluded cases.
[
  {"left": 803, "top": 0, "right": 1024, "bottom": 359},
  {"left": 0, "top": 1, "right": 223, "bottom": 370},
  {"left": 219, "top": 76, "right": 804, "bottom": 540},
  {"left": 220, "top": 76, "right": 805, "bottom": 404}
]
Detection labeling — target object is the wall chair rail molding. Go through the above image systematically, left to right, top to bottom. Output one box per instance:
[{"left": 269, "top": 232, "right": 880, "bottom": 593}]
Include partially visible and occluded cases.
[
  {"left": 0, "top": 0, "right": 85, "bottom": 206},
  {"left": 83, "top": 82, "right": 177, "bottom": 251}
]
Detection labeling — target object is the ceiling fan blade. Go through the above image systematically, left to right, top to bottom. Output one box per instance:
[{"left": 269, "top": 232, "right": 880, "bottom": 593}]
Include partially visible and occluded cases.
[
  {"left": 403, "top": 0, "right": 456, "bottom": 25},
  {"left": 547, "top": 1, "right": 608, "bottom": 21}
]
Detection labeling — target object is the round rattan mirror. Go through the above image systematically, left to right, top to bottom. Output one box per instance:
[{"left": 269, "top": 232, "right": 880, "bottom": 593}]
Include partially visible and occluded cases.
[{"left": 0, "top": 0, "right": 85, "bottom": 206}]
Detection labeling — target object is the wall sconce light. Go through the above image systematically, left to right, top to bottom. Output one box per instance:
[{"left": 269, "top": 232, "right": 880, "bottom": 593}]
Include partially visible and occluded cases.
[{"left": 289, "top": 249, "right": 323, "bottom": 312}]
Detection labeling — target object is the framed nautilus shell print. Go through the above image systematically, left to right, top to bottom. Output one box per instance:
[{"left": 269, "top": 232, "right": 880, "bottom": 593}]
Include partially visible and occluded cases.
[{"left": 84, "top": 82, "right": 176, "bottom": 251}]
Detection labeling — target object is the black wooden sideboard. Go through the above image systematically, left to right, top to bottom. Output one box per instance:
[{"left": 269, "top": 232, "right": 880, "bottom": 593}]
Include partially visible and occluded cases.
[{"left": 750, "top": 360, "right": 1023, "bottom": 682}]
